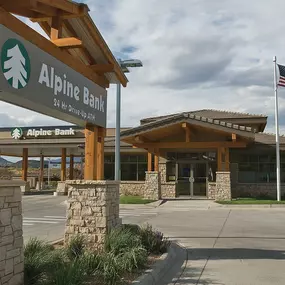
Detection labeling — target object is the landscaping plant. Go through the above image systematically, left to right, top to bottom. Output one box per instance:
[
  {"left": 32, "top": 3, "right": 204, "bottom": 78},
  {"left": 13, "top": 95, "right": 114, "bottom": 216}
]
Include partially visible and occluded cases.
[{"left": 23, "top": 225, "right": 170, "bottom": 285}]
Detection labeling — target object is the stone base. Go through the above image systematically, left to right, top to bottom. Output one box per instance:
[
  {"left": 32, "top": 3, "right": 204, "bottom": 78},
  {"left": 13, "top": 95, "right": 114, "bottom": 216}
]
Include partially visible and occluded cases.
[
  {"left": 144, "top": 171, "right": 161, "bottom": 200},
  {"left": 216, "top": 172, "right": 231, "bottom": 201},
  {"left": 64, "top": 180, "right": 121, "bottom": 251},
  {"left": 0, "top": 181, "right": 24, "bottom": 285},
  {"left": 20, "top": 181, "right": 30, "bottom": 193},
  {"left": 56, "top": 181, "right": 68, "bottom": 195},
  {"left": 161, "top": 182, "right": 176, "bottom": 198},
  {"left": 208, "top": 182, "right": 216, "bottom": 199}
]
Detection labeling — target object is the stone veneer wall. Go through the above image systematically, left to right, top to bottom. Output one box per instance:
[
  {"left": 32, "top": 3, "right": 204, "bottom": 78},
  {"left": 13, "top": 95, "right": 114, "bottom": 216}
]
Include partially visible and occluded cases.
[
  {"left": 159, "top": 162, "right": 167, "bottom": 183},
  {"left": 144, "top": 172, "right": 161, "bottom": 200},
  {"left": 216, "top": 172, "right": 231, "bottom": 201},
  {"left": 65, "top": 180, "right": 121, "bottom": 251},
  {"left": 0, "top": 181, "right": 24, "bottom": 285},
  {"left": 56, "top": 181, "right": 68, "bottom": 195},
  {"left": 119, "top": 181, "right": 145, "bottom": 196},
  {"left": 161, "top": 182, "right": 176, "bottom": 198},
  {"left": 208, "top": 182, "right": 216, "bottom": 200},
  {"left": 236, "top": 183, "right": 285, "bottom": 199}
]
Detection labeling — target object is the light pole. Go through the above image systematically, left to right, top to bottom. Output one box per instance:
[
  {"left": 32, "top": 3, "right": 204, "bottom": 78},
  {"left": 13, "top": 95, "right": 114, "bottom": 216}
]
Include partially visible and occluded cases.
[
  {"left": 115, "top": 59, "right": 143, "bottom": 181},
  {"left": 47, "top": 158, "right": 50, "bottom": 187}
]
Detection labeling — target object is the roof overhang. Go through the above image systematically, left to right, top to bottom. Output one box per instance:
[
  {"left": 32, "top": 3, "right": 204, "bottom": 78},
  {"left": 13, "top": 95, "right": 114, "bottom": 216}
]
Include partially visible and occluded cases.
[
  {"left": 0, "top": 0, "right": 128, "bottom": 87},
  {"left": 121, "top": 113, "right": 256, "bottom": 147}
]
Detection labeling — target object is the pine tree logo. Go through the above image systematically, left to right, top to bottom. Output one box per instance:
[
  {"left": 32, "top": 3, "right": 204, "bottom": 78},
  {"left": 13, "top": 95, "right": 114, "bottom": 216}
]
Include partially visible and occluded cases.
[
  {"left": 1, "top": 39, "right": 31, "bottom": 89},
  {"left": 11, "top": 127, "right": 23, "bottom": 140}
]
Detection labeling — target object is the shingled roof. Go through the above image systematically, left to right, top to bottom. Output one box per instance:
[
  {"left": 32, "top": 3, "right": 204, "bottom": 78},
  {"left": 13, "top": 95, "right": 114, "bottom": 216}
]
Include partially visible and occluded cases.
[
  {"left": 140, "top": 109, "right": 267, "bottom": 125},
  {"left": 121, "top": 112, "right": 256, "bottom": 140}
]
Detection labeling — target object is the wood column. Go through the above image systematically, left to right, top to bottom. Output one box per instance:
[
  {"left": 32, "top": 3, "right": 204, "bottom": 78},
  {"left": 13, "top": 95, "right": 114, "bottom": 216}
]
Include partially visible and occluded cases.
[
  {"left": 51, "top": 15, "right": 62, "bottom": 40},
  {"left": 84, "top": 125, "right": 98, "bottom": 180},
  {"left": 97, "top": 127, "right": 105, "bottom": 180},
  {"left": 217, "top": 147, "right": 229, "bottom": 171},
  {"left": 22, "top": 148, "right": 28, "bottom": 181},
  {"left": 61, "top": 148, "right": 66, "bottom": 181},
  {"left": 225, "top": 148, "right": 230, "bottom": 171},
  {"left": 154, "top": 149, "right": 159, "bottom": 171},
  {"left": 147, "top": 151, "right": 152, "bottom": 171},
  {"left": 39, "top": 154, "right": 44, "bottom": 189},
  {"left": 69, "top": 154, "right": 74, "bottom": 180}
]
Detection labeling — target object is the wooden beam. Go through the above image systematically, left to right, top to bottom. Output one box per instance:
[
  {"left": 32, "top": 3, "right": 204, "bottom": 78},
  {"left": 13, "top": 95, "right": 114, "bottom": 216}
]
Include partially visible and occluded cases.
[
  {"left": 36, "top": 0, "right": 87, "bottom": 15},
  {"left": 31, "top": 2, "right": 59, "bottom": 17},
  {"left": 0, "top": 7, "right": 108, "bottom": 88},
  {"left": 30, "top": 7, "right": 87, "bottom": 22},
  {"left": 51, "top": 15, "right": 62, "bottom": 40},
  {"left": 51, "top": 37, "right": 82, "bottom": 48},
  {"left": 90, "top": 64, "right": 114, "bottom": 74},
  {"left": 182, "top": 123, "right": 191, "bottom": 142},
  {"left": 84, "top": 125, "right": 98, "bottom": 180},
  {"left": 96, "top": 127, "right": 105, "bottom": 180},
  {"left": 232, "top": 133, "right": 237, "bottom": 142},
  {"left": 135, "top": 136, "right": 144, "bottom": 143},
  {"left": 133, "top": 141, "right": 247, "bottom": 149},
  {"left": 22, "top": 148, "right": 28, "bottom": 182},
  {"left": 61, "top": 148, "right": 66, "bottom": 181},
  {"left": 147, "top": 152, "right": 152, "bottom": 172},
  {"left": 69, "top": 154, "right": 74, "bottom": 180}
]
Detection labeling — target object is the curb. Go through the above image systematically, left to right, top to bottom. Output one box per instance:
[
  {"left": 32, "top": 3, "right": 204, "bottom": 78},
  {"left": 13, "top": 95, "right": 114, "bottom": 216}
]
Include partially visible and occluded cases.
[
  {"left": 22, "top": 190, "right": 55, "bottom": 195},
  {"left": 146, "top": 200, "right": 164, "bottom": 208},
  {"left": 220, "top": 204, "right": 285, "bottom": 209},
  {"left": 132, "top": 243, "right": 179, "bottom": 285}
]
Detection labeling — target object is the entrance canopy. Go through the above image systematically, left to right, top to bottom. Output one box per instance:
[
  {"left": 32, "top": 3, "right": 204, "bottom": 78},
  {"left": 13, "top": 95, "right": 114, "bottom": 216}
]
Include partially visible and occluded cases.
[
  {"left": 0, "top": 1, "right": 128, "bottom": 127},
  {"left": 121, "top": 112, "right": 255, "bottom": 154}
]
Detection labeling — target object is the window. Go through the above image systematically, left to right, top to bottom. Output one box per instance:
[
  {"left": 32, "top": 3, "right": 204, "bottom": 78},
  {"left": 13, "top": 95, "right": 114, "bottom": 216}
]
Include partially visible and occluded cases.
[
  {"left": 232, "top": 151, "right": 285, "bottom": 183},
  {"left": 104, "top": 154, "right": 147, "bottom": 181}
]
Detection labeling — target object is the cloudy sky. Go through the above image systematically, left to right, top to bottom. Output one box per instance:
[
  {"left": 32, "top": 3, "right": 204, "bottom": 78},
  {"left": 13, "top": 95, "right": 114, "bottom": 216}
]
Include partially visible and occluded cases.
[{"left": 2, "top": 0, "right": 285, "bottom": 133}]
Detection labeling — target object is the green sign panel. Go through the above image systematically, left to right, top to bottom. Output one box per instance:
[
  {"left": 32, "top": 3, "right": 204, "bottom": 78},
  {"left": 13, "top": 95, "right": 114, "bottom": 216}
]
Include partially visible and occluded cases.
[{"left": 0, "top": 25, "right": 107, "bottom": 127}]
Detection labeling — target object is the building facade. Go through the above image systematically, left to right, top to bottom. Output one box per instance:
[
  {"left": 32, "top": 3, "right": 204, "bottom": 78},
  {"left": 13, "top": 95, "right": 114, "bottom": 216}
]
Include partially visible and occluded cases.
[{"left": 0, "top": 109, "right": 284, "bottom": 200}]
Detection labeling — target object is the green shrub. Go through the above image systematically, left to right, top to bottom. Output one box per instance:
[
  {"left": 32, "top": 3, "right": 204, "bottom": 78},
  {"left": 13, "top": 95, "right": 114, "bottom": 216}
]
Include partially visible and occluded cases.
[
  {"left": 139, "top": 224, "right": 171, "bottom": 254},
  {"left": 105, "top": 228, "right": 142, "bottom": 255},
  {"left": 66, "top": 235, "right": 85, "bottom": 260},
  {"left": 24, "top": 238, "right": 54, "bottom": 285},
  {"left": 24, "top": 238, "right": 53, "bottom": 259},
  {"left": 118, "top": 246, "right": 148, "bottom": 273},
  {"left": 80, "top": 252, "right": 101, "bottom": 276},
  {"left": 97, "top": 252, "right": 123, "bottom": 285},
  {"left": 48, "top": 259, "right": 86, "bottom": 285}
]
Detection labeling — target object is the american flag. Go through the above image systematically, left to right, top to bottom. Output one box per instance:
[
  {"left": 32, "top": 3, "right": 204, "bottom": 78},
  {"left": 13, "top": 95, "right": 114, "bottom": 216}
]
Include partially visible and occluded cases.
[{"left": 278, "top": 64, "right": 285, "bottom": 87}]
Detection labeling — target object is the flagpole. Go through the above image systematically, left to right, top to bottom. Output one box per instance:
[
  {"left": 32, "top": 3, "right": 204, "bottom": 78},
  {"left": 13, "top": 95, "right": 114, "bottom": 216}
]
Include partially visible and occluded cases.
[{"left": 273, "top": 56, "right": 281, "bottom": 201}]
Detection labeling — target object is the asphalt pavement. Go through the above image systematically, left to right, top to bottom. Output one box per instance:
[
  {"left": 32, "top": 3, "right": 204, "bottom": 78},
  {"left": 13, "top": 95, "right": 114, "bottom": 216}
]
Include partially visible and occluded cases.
[
  {"left": 22, "top": 195, "right": 158, "bottom": 243},
  {"left": 22, "top": 196, "right": 285, "bottom": 284}
]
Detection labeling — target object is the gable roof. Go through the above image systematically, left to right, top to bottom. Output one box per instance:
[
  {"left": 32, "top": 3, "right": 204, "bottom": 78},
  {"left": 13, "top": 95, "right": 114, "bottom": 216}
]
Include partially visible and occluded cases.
[
  {"left": 140, "top": 109, "right": 267, "bottom": 124},
  {"left": 121, "top": 112, "right": 256, "bottom": 140}
]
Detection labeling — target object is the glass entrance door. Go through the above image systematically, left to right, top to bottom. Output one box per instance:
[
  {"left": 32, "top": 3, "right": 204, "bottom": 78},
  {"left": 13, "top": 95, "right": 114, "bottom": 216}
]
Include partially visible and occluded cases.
[
  {"left": 177, "top": 162, "right": 207, "bottom": 197},
  {"left": 192, "top": 163, "right": 207, "bottom": 196}
]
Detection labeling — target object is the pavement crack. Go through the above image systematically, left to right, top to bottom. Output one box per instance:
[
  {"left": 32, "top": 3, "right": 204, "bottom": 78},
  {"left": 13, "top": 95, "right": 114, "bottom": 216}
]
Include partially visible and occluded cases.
[{"left": 195, "top": 209, "right": 232, "bottom": 285}]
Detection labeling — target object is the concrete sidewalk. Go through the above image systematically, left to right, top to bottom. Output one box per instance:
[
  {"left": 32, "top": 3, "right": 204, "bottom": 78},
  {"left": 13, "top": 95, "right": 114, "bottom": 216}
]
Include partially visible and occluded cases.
[{"left": 151, "top": 200, "right": 285, "bottom": 285}]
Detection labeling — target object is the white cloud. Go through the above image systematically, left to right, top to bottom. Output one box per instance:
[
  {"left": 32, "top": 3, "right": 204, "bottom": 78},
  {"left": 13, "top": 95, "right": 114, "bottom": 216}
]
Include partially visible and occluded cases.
[{"left": 2, "top": 0, "right": 285, "bottom": 134}]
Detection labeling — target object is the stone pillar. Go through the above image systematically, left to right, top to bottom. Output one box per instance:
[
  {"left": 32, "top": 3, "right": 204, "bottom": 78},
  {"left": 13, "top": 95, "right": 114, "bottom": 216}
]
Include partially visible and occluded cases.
[
  {"left": 144, "top": 171, "right": 161, "bottom": 200},
  {"left": 216, "top": 172, "right": 231, "bottom": 200},
  {"left": 0, "top": 181, "right": 24, "bottom": 285},
  {"left": 64, "top": 181, "right": 121, "bottom": 251}
]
